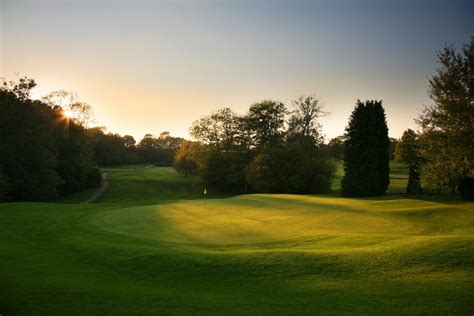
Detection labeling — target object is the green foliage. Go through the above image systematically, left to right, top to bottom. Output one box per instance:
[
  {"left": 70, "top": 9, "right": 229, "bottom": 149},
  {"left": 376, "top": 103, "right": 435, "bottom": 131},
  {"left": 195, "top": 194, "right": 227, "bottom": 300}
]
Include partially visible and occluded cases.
[
  {"left": 417, "top": 38, "right": 474, "bottom": 194},
  {"left": 0, "top": 78, "right": 101, "bottom": 201},
  {"left": 0, "top": 89, "right": 60, "bottom": 200},
  {"left": 286, "top": 95, "right": 326, "bottom": 147},
  {"left": 187, "top": 96, "right": 336, "bottom": 194},
  {"left": 247, "top": 100, "right": 287, "bottom": 148},
  {"left": 341, "top": 100, "right": 390, "bottom": 197},
  {"left": 190, "top": 108, "right": 246, "bottom": 149},
  {"left": 55, "top": 124, "right": 99, "bottom": 194},
  {"left": 88, "top": 128, "right": 142, "bottom": 165},
  {"left": 394, "top": 129, "right": 422, "bottom": 194},
  {"left": 394, "top": 129, "right": 418, "bottom": 164},
  {"left": 137, "top": 132, "right": 184, "bottom": 165},
  {"left": 325, "top": 135, "right": 345, "bottom": 160},
  {"left": 388, "top": 137, "right": 398, "bottom": 161},
  {"left": 173, "top": 141, "right": 209, "bottom": 176},
  {"left": 245, "top": 143, "right": 335, "bottom": 193},
  {"left": 202, "top": 149, "right": 252, "bottom": 193},
  {"left": 406, "top": 166, "right": 422, "bottom": 194},
  {"left": 86, "top": 167, "right": 102, "bottom": 188},
  {"left": 0, "top": 170, "right": 11, "bottom": 201},
  {"left": 458, "top": 176, "right": 474, "bottom": 200}
]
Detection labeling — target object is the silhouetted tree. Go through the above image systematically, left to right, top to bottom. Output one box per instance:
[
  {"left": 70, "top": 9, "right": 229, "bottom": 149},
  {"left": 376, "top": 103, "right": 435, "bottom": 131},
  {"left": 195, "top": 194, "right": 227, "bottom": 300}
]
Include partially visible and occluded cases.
[
  {"left": 3, "top": 76, "right": 37, "bottom": 101},
  {"left": 0, "top": 78, "right": 101, "bottom": 201},
  {"left": 0, "top": 86, "right": 60, "bottom": 200},
  {"left": 42, "top": 90, "right": 94, "bottom": 126},
  {"left": 287, "top": 95, "right": 326, "bottom": 147},
  {"left": 186, "top": 96, "right": 335, "bottom": 194},
  {"left": 246, "top": 100, "right": 287, "bottom": 148},
  {"left": 341, "top": 100, "right": 390, "bottom": 197},
  {"left": 190, "top": 108, "right": 241, "bottom": 150},
  {"left": 395, "top": 129, "right": 422, "bottom": 194},
  {"left": 137, "top": 132, "right": 184, "bottom": 165},
  {"left": 326, "top": 136, "right": 346, "bottom": 160},
  {"left": 389, "top": 138, "right": 398, "bottom": 161},
  {"left": 245, "top": 142, "right": 335, "bottom": 194},
  {"left": 458, "top": 176, "right": 474, "bottom": 200}
]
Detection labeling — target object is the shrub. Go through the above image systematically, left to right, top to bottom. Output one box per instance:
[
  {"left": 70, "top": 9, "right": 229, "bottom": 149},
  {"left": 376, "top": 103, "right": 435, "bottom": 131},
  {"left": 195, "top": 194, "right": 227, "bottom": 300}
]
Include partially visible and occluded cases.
[
  {"left": 86, "top": 168, "right": 103, "bottom": 188},
  {"left": 459, "top": 176, "right": 474, "bottom": 200}
]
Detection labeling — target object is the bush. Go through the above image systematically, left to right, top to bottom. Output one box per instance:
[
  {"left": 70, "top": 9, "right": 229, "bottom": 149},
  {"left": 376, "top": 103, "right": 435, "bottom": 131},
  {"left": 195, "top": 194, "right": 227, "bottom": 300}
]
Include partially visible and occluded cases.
[
  {"left": 245, "top": 145, "right": 336, "bottom": 194},
  {"left": 202, "top": 150, "right": 251, "bottom": 193},
  {"left": 310, "top": 159, "right": 337, "bottom": 193},
  {"left": 406, "top": 166, "right": 422, "bottom": 194},
  {"left": 86, "top": 168, "right": 103, "bottom": 188},
  {"left": 0, "top": 171, "right": 11, "bottom": 202},
  {"left": 459, "top": 176, "right": 474, "bottom": 200}
]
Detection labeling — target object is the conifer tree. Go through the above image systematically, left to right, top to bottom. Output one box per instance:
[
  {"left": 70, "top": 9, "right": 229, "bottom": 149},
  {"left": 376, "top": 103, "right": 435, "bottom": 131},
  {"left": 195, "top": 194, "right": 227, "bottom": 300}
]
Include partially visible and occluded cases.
[{"left": 341, "top": 100, "right": 390, "bottom": 197}]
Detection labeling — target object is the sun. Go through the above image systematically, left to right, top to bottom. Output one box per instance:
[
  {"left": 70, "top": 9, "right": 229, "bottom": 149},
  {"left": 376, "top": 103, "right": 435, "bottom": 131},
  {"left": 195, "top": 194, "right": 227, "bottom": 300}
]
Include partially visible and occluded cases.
[{"left": 63, "top": 110, "right": 74, "bottom": 118}]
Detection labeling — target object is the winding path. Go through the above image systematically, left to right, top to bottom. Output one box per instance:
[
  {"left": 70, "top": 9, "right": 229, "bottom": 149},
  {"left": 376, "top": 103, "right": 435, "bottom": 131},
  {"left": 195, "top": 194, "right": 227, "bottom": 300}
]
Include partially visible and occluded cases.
[{"left": 81, "top": 173, "right": 109, "bottom": 204}]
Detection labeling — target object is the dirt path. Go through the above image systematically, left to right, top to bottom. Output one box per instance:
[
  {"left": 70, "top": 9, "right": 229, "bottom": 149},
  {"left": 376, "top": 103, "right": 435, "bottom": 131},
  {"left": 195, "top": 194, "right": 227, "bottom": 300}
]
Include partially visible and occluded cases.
[{"left": 81, "top": 173, "right": 109, "bottom": 204}]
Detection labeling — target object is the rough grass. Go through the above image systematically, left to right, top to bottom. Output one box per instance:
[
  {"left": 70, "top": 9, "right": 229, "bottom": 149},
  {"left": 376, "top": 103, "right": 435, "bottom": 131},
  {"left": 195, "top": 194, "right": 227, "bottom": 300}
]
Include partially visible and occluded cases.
[{"left": 0, "top": 162, "right": 473, "bottom": 315}]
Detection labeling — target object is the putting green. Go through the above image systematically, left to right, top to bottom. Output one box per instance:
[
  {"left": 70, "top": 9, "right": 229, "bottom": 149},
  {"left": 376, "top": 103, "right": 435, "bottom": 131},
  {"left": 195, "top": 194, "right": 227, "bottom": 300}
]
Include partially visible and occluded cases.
[
  {"left": 2, "top": 166, "right": 474, "bottom": 315},
  {"left": 93, "top": 194, "right": 470, "bottom": 247}
]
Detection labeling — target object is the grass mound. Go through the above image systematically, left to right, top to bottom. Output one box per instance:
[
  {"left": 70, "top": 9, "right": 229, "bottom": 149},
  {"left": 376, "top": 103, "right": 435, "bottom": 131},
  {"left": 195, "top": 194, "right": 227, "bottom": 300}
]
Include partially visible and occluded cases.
[{"left": 1, "top": 164, "right": 473, "bottom": 314}]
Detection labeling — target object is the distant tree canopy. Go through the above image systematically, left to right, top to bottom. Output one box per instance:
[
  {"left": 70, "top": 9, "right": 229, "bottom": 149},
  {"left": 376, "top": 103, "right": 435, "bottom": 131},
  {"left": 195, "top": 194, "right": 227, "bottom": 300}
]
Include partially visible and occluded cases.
[
  {"left": 416, "top": 38, "right": 474, "bottom": 195},
  {"left": 0, "top": 77, "right": 185, "bottom": 201},
  {"left": 0, "top": 78, "right": 101, "bottom": 201},
  {"left": 42, "top": 90, "right": 94, "bottom": 127},
  {"left": 182, "top": 96, "right": 336, "bottom": 194},
  {"left": 341, "top": 100, "right": 390, "bottom": 197},
  {"left": 87, "top": 128, "right": 141, "bottom": 166},
  {"left": 395, "top": 129, "right": 422, "bottom": 194},
  {"left": 395, "top": 129, "right": 419, "bottom": 165},
  {"left": 85, "top": 130, "right": 184, "bottom": 167},
  {"left": 137, "top": 132, "right": 184, "bottom": 166},
  {"left": 324, "top": 136, "right": 346, "bottom": 161},
  {"left": 389, "top": 138, "right": 398, "bottom": 161},
  {"left": 174, "top": 141, "right": 209, "bottom": 176}
]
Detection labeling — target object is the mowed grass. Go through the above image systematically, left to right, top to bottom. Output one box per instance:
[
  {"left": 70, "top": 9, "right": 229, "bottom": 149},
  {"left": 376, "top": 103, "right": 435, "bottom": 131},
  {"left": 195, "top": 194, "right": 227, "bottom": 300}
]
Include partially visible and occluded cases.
[{"left": 1, "top": 163, "right": 473, "bottom": 315}]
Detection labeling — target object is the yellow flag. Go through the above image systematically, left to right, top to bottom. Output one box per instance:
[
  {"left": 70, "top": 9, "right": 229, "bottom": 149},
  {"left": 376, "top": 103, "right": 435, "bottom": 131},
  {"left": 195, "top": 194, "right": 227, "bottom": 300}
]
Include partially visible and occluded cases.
[{"left": 204, "top": 188, "right": 207, "bottom": 195}]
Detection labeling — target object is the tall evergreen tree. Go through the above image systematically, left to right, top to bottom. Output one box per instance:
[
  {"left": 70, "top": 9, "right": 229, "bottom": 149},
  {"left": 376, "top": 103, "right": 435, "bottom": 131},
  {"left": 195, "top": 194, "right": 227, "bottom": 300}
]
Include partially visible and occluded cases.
[{"left": 341, "top": 100, "right": 390, "bottom": 197}]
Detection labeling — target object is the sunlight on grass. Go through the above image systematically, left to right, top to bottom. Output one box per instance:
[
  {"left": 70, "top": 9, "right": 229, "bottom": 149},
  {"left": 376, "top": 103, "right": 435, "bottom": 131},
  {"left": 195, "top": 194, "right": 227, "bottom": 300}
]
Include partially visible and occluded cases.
[{"left": 1, "top": 166, "right": 473, "bottom": 314}]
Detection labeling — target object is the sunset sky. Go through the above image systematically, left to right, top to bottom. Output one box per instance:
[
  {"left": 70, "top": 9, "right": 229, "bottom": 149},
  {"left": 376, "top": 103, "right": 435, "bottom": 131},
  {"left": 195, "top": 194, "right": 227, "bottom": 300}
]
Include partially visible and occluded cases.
[{"left": 1, "top": 0, "right": 472, "bottom": 141}]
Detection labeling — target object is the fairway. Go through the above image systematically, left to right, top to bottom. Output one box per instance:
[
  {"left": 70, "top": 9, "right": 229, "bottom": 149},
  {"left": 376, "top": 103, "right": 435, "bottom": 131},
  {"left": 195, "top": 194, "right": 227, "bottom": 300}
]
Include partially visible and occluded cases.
[{"left": 1, "top": 165, "right": 473, "bottom": 315}]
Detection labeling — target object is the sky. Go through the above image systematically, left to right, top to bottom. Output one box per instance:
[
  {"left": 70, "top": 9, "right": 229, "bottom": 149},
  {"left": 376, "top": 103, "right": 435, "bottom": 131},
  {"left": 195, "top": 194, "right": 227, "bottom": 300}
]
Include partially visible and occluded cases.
[{"left": 1, "top": 0, "right": 472, "bottom": 141}]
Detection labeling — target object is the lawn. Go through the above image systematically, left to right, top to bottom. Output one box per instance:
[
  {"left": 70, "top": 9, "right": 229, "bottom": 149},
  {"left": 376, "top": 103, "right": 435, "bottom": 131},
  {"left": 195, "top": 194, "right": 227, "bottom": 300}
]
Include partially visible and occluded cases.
[{"left": 0, "top": 163, "right": 473, "bottom": 315}]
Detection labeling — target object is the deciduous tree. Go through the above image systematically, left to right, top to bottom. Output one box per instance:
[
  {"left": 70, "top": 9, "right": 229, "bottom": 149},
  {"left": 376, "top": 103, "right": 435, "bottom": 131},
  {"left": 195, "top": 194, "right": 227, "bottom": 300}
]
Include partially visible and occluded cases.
[{"left": 416, "top": 38, "right": 474, "bottom": 194}]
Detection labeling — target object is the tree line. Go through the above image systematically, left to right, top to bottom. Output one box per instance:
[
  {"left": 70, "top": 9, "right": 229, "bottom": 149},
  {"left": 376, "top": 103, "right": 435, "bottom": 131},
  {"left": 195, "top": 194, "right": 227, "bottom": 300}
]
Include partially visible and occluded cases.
[
  {"left": 1, "top": 38, "right": 472, "bottom": 201},
  {"left": 175, "top": 38, "right": 473, "bottom": 199},
  {"left": 0, "top": 82, "right": 183, "bottom": 201},
  {"left": 174, "top": 96, "right": 338, "bottom": 194},
  {"left": 87, "top": 129, "right": 184, "bottom": 166}
]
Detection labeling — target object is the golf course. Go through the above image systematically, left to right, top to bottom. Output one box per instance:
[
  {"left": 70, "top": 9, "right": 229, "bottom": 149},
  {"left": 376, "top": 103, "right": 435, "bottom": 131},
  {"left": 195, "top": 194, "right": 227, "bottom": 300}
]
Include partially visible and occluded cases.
[{"left": 1, "top": 163, "right": 473, "bottom": 315}]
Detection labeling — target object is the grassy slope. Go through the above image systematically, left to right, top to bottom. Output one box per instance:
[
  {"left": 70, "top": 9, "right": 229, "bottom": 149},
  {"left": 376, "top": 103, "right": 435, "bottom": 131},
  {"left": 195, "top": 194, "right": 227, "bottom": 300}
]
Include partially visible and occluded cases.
[{"left": 0, "top": 163, "right": 473, "bottom": 315}]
